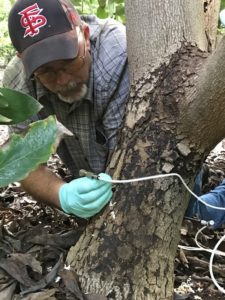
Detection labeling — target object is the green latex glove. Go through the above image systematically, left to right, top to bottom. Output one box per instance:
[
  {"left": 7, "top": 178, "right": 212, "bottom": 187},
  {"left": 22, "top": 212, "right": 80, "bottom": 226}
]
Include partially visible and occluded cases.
[{"left": 59, "top": 173, "right": 112, "bottom": 218}]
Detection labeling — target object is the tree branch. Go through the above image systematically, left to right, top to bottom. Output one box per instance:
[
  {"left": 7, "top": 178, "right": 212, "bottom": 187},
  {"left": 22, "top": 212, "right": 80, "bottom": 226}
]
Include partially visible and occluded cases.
[{"left": 180, "top": 36, "right": 225, "bottom": 153}]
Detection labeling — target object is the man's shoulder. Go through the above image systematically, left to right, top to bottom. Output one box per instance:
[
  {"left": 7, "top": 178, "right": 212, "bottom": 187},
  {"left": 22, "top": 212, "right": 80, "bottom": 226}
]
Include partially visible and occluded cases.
[
  {"left": 82, "top": 15, "right": 126, "bottom": 51},
  {"left": 82, "top": 15, "right": 125, "bottom": 32},
  {"left": 87, "top": 16, "right": 127, "bottom": 72},
  {"left": 89, "top": 18, "right": 127, "bottom": 89},
  {"left": 3, "top": 56, "right": 30, "bottom": 93},
  {"left": 4, "top": 56, "right": 24, "bottom": 81}
]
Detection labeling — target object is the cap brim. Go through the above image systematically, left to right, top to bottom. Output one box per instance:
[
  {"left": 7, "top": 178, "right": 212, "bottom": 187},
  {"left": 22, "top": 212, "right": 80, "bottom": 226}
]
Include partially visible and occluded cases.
[{"left": 21, "top": 30, "right": 79, "bottom": 78}]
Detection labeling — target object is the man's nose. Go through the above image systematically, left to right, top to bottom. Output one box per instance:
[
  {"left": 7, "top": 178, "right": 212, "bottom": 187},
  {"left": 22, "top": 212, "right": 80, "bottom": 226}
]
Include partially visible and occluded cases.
[{"left": 56, "top": 70, "right": 72, "bottom": 85}]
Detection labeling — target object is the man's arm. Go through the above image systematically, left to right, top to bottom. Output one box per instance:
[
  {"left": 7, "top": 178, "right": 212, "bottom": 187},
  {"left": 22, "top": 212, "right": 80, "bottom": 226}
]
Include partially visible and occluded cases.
[
  {"left": 20, "top": 164, "right": 64, "bottom": 209},
  {"left": 20, "top": 164, "right": 113, "bottom": 218},
  {"left": 188, "top": 179, "right": 225, "bottom": 229}
]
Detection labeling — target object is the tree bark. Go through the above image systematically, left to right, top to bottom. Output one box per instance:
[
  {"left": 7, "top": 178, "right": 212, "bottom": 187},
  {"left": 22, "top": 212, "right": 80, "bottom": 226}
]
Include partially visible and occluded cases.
[
  {"left": 125, "top": 0, "right": 209, "bottom": 83},
  {"left": 203, "top": 0, "right": 220, "bottom": 51},
  {"left": 66, "top": 1, "right": 225, "bottom": 299}
]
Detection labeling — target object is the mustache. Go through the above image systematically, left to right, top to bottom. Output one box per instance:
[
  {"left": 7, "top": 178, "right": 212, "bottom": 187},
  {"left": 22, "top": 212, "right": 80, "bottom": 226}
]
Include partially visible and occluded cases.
[
  {"left": 56, "top": 80, "right": 78, "bottom": 93},
  {"left": 57, "top": 83, "right": 88, "bottom": 104}
]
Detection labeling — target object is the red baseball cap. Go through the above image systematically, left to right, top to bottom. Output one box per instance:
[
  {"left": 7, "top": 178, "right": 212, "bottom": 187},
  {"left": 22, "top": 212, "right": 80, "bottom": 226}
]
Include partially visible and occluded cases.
[{"left": 8, "top": 0, "right": 82, "bottom": 78}]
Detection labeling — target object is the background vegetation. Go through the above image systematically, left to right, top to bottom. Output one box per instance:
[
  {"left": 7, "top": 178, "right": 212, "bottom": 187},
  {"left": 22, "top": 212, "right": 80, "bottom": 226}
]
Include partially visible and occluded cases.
[
  {"left": 0, "top": 0, "right": 15, "bottom": 65},
  {"left": 221, "top": 0, "right": 225, "bottom": 10}
]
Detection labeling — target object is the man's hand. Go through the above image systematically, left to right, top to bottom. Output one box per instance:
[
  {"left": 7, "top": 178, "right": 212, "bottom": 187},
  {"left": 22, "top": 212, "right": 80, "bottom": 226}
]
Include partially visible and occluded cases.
[{"left": 59, "top": 173, "right": 112, "bottom": 218}]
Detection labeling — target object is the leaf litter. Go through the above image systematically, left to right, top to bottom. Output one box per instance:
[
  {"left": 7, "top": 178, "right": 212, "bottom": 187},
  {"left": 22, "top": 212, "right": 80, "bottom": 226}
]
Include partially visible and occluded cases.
[
  {"left": 1, "top": 135, "right": 225, "bottom": 299},
  {"left": 175, "top": 141, "right": 225, "bottom": 300},
  {"left": 0, "top": 153, "right": 106, "bottom": 300}
]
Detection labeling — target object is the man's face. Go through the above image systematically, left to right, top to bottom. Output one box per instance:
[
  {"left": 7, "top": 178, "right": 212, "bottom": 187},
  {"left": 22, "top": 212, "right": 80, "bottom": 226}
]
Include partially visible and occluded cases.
[{"left": 34, "top": 27, "right": 91, "bottom": 103}]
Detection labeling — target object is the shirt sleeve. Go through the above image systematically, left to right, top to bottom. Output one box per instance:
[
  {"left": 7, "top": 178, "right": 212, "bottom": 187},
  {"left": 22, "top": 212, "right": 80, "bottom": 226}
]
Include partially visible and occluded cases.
[
  {"left": 102, "top": 55, "right": 130, "bottom": 150},
  {"left": 3, "top": 56, "right": 38, "bottom": 133},
  {"left": 3, "top": 56, "right": 30, "bottom": 92},
  {"left": 197, "top": 180, "right": 225, "bottom": 228}
]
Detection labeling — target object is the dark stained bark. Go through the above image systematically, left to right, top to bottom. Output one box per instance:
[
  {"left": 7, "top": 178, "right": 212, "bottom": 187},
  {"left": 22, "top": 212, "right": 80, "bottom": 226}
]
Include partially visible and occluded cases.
[
  {"left": 66, "top": 1, "right": 225, "bottom": 299},
  {"left": 66, "top": 44, "right": 210, "bottom": 300}
]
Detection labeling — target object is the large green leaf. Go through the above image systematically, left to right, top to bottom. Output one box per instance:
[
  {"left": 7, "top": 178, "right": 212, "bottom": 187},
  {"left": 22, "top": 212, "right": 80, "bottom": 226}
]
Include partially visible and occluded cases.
[
  {"left": 98, "top": 0, "right": 106, "bottom": 8},
  {"left": 221, "top": 0, "right": 225, "bottom": 10},
  {"left": 97, "top": 6, "right": 108, "bottom": 18},
  {"left": 0, "top": 88, "right": 42, "bottom": 125},
  {"left": 0, "top": 116, "right": 58, "bottom": 187}
]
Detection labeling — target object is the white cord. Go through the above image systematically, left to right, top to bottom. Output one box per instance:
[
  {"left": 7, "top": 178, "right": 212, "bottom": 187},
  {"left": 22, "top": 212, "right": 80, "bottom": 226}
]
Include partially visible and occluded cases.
[
  {"left": 99, "top": 172, "right": 225, "bottom": 211},
  {"left": 99, "top": 172, "right": 225, "bottom": 293},
  {"left": 178, "top": 225, "right": 225, "bottom": 293},
  {"left": 195, "top": 225, "right": 210, "bottom": 251},
  {"left": 178, "top": 226, "right": 225, "bottom": 257},
  {"left": 209, "top": 234, "right": 225, "bottom": 293}
]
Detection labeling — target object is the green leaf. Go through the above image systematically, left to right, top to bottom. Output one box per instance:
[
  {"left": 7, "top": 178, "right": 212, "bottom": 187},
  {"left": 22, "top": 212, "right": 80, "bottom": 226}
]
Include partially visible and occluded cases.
[
  {"left": 98, "top": 0, "right": 106, "bottom": 8},
  {"left": 221, "top": 0, "right": 225, "bottom": 10},
  {"left": 115, "top": 4, "right": 124, "bottom": 16},
  {"left": 97, "top": 6, "right": 108, "bottom": 18},
  {"left": 0, "top": 88, "right": 42, "bottom": 125},
  {"left": 0, "top": 96, "right": 8, "bottom": 108},
  {"left": 0, "top": 114, "right": 12, "bottom": 123},
  {"left": 0, "top": 116, "right": 58, "bottom": 187}
]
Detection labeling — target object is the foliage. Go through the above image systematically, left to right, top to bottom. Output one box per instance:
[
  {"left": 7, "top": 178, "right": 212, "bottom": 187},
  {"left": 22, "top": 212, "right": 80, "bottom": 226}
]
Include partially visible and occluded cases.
[
  {"left": 0, "top": 0, "right": 15, "bottom": 65},
  {"left": 71, "top": 0, "right": 125, "bottom": 23},
  {"left": 221, "top": 0, "right": 225, "bottom": 11},
  {"left": 0, "top": 88, "right": 58, "bottom": 187},
  {"left": 0, "top": 88, "right": 42, "bottom": 124},
  {"left": 0, "top": 116, "right": 58, "bottom": 187}
]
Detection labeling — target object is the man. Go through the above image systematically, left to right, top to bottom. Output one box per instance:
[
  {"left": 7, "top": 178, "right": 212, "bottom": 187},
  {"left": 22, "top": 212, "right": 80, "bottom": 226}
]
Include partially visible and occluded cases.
[
  {"left": 3, "top": 0, "right": 129, "bottom": 218},
  {"left": 187, "top": 167, "right": 225, "bottom": 229}
]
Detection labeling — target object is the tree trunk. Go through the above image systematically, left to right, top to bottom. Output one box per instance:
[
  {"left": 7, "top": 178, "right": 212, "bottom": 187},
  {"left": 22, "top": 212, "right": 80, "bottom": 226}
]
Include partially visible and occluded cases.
[{"left": 66, "top": 0, "right": 225, "bottom": 299}]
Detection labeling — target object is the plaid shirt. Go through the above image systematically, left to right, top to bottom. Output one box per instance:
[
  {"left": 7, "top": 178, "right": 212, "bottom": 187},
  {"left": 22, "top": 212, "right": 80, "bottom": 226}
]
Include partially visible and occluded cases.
[{"left": 3, "top": 16, "right": 129, "bottom": 177}]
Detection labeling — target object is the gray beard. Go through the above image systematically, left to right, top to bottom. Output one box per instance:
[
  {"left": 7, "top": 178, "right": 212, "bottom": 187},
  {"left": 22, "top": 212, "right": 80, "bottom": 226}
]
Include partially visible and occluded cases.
[{"left": 57, "top": 82, "right": 88, "bottom": 104}]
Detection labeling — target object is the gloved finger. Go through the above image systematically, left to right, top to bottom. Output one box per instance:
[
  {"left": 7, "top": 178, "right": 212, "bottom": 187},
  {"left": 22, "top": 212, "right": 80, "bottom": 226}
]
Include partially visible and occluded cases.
[
  {"left": 98, "top": 173, "right": 112, "bottom": 183},
  {"left": 76, "top": 177, "right": 109, "bottom": 194},
  {"left": 62, "top": 184, "right": 111, "bottom": 212},
  {"left": 80, "top": 184, "right": 112, "bottom": 205},
  {"left": 82, "top": 185, "right": 112, "bottom": 209},
  {"left": 67, "top": 188, "right": 112, "bottom": 218},
  {"left": 95, "top": 188, "right": 113, "bottom": 211},
  {"left": 83, "top": 189, "right": 113, "bottom": 215}
]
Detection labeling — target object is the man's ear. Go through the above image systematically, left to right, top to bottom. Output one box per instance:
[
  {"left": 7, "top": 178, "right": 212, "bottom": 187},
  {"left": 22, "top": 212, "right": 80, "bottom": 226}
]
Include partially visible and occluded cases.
[
  {"left": 82, "top": 23, "right": 91, "bottom": 51},
  {"left": 16, "top": 52, "right": 21, "bottom": 58}
]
